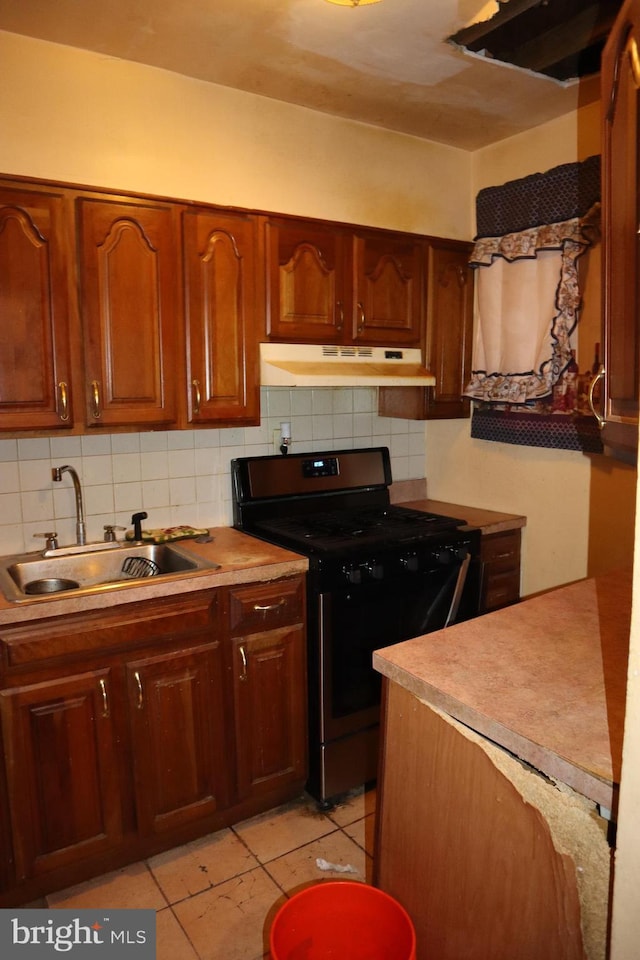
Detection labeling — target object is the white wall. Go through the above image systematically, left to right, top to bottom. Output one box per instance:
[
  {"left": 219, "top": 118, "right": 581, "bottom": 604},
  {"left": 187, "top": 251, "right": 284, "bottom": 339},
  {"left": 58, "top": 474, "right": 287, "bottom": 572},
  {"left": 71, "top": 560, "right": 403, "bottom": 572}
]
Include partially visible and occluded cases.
[
  {"left": 0, "top": 31, "right": 472, "bottom": 237},
  {"left": 426, "top": 103, "right": 604, "bottom": 597}
]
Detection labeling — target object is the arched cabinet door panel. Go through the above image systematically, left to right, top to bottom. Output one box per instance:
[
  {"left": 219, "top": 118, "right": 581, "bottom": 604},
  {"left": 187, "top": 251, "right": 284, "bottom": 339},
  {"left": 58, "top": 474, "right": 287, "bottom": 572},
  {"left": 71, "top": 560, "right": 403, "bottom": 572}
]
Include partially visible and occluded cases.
[
  {"left": 0, "top": 183, "right": 73, "bottom": 431},
  {"left": 78, "top": 196, "right": 180, "bottom": 429},
  {"left": 183, "top": 208, "right": 260, "bottom": 424},
  {"left": 265, "top": 217, "right": 347, "bottom": 342}
]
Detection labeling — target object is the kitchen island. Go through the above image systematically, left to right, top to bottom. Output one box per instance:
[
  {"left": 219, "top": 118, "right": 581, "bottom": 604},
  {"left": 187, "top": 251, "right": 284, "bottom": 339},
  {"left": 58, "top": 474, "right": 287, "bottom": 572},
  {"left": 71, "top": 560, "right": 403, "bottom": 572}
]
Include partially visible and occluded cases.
[{"left": 373, "top": 568, "right": 630, "bottom": 960}]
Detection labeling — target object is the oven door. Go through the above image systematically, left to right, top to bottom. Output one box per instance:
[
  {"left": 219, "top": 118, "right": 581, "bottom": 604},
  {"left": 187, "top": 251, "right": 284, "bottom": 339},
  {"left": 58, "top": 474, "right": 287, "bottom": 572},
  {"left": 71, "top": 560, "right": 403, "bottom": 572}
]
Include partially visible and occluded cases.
[{"left": 315, "top": 555, "right": 480, "bottom": 744}]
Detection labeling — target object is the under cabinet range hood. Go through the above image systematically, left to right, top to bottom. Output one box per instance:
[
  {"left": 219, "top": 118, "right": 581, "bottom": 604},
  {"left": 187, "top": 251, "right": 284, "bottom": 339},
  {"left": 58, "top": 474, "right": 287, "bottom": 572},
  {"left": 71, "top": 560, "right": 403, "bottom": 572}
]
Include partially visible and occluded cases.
[{"left": 260, "top": 343, "right": 436, "bottom": 388}]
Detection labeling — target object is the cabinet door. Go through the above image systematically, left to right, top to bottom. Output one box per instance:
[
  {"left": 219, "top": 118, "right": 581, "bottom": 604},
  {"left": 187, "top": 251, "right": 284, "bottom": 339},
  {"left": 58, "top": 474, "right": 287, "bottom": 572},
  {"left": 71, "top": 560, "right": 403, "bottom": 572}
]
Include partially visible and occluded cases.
[
  {"left": 601, "top": 0, "right": 640, "bottom": 465},
  {"left": 0, "top": 184, "right": 73, "bottom": 431},
  {"left": 78, "top": 196, "right": 179, "bottom": 428},
  {"left": 183, "top": 208, "right": 259, "bottom": 423},
  {"left": 265, "top": 217, "right": 348, "bottom": 342},
  {"left": 352, "top": 230, "right": 423, "bottom": 344},
  {"left": 377, "top": 237, "right": 472, "bottom": 420},
  {"left": 423, "top": 239, "right": 473, "bottom": 418},
  {"left": 231, "top": 624, "right": 307, "bottom": 800},
  {"left": 126, "top": 642, "right": 230, "bottom": 836},
  {"left": 0, "top": 669, "right": 122, "bottom": 881}
]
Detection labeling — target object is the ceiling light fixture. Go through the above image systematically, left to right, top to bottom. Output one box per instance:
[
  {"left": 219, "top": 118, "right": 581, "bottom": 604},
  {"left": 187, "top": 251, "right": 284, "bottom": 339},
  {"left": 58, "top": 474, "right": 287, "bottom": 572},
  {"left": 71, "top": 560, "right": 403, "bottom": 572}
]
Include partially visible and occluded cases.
[{"left": 324, "top": 0, "right": 382, "bottom": 7}]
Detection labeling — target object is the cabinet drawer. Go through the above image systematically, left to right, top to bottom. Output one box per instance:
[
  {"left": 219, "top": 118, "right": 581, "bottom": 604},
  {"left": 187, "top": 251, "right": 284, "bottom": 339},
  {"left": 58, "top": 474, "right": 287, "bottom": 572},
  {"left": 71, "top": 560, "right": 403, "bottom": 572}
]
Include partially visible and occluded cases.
[
  {"left": 480, "top": 529, "right": 521, "bottom": 567},
  {"left": 483, "top": 571, "right": 521, "bottom": 611},
  {"left": 228, "top": 578, "right": 304, "bottom": 635},
  {"left": 0, "top": 591, "right": 219, "bottom": 672}
]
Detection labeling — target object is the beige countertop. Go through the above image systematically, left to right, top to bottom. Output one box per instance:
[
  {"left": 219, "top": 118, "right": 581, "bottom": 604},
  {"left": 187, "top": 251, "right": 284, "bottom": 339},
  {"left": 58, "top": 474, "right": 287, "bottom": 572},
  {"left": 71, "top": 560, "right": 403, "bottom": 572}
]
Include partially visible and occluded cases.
[
  {"left": 401, "top": 498, "right": 527, "bottom": 535},
  {"left": 0, "top": 527, "right": 308, "bottom": 626},
  {"left": 373, "top": 568, "right": 631, "bottom": 810}
]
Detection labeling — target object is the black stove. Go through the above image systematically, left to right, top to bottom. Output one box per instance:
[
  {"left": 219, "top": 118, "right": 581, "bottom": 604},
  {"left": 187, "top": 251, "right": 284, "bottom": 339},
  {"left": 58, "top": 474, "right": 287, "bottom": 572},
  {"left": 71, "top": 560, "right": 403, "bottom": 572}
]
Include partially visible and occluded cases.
[{"left": 231, "top": 446, "right": 481, "bottom": 804}]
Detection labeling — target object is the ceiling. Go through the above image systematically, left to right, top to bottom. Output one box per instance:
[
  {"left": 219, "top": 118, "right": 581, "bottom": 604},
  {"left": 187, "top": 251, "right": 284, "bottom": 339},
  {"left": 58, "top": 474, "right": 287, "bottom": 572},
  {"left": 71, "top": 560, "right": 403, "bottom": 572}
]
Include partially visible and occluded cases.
[{"left": 0, "top": 0, "right": 612, "bottom": 151}]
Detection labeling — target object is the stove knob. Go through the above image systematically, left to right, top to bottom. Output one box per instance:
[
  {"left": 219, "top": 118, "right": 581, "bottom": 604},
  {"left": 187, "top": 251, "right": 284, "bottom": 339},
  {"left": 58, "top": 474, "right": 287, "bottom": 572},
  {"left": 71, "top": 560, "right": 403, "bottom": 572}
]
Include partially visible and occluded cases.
[
  {"left": 434, "top": 547, "right": 453, "bottom": 565},
  {"left": 400, "top": 553, "right": 419, "bottom": 573},
  {"left": 365, "top": 561, "right": 384, "bottom": 581},
  {"left": 343, "top": 563, "right": 362, "bottom": 585}
]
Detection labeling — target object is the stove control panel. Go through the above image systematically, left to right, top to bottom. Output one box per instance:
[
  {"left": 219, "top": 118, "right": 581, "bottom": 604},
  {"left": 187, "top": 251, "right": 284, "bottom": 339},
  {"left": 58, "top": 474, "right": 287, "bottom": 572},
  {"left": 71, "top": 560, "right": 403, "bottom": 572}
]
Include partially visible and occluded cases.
[{"left": 302, "top": 456, "right": 339, "bottom": 479}]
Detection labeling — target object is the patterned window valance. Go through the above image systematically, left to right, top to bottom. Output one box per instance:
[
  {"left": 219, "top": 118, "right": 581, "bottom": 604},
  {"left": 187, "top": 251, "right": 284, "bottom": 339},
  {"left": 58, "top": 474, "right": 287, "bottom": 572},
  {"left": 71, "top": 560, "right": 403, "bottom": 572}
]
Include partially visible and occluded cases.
[{"left": 464, "top": 156, "right": 601, "bottom": 406}]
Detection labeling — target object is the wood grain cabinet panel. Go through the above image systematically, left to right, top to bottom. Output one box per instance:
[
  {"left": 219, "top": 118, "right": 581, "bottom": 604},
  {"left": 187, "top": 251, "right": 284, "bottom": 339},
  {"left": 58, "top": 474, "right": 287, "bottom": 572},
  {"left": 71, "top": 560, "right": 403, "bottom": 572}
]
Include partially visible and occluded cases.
[
  {"left": 600, "top": 0, "right": 640, "bottom": 464},
  {"left": 0, "top": 183, "right": 74, "bottom": 431},
  {"left": 77, "top": 196, "right": 180, "bottom": 428},
  {"left": 183, "top": 208, "right": 260, "bottom": 424},
  {"left": 265, "top": 216, "right": 423, "bottom": 346},
  {"left": 265, "top": 217, "right": 348, "bottom": 342},
  {"left": 352, "top": 230, "right": 423, "bottom": 345},
  {"left": 378, "top": 238, "right": 473, "bottom": 420},
  {"left": 479, "top": 529, "right": 521, "bottom": 613},
  {"left": 228, "top": 577, "right": 307, "bottom": 800},
  {"left": 0, "top": 579, "right": 307, "bottom": 904},
  {"left": 126, "top": 642, "right": 230, "bottom": 837},
  {"left": 0, "top": 669, "right": 122, "bottom": 882},
  {"left": 376, "top": 682, "right": 589, "bottom": 960}
]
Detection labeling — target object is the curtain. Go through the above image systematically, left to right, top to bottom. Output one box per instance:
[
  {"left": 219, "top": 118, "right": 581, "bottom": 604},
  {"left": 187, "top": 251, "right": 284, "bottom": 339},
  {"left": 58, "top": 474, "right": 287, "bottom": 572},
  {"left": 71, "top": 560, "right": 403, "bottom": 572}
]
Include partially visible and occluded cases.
[{"left": 464, "top": 157, "right": 601, "bottom": 406}]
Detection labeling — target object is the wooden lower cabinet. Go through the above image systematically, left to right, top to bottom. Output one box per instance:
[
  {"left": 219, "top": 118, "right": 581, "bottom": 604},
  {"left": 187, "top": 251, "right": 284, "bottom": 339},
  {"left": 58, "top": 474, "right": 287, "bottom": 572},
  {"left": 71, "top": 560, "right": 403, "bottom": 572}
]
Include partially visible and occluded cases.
[
  {"left": 479, "top": 528, "right": 521, "bottom": 612},
  {"left": 0, "top": 575, "right": 307, "bottom": 904},
  {"left": 228, "top": 578, "right": 307, "bottom": 801},
  {"left": 126, "top": 642, "right": 230, "bottom": 837},
  {"left": 0, "top": 668, "right": 122, "bottom": 882}
]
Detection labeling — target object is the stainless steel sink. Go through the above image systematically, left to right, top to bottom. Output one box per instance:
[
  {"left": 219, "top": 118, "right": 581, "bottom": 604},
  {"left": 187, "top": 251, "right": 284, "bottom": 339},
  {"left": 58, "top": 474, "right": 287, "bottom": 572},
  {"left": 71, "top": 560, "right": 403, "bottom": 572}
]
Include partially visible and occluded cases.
[{"left": 0, "top": 542, "right": 220, "bottom": 603}]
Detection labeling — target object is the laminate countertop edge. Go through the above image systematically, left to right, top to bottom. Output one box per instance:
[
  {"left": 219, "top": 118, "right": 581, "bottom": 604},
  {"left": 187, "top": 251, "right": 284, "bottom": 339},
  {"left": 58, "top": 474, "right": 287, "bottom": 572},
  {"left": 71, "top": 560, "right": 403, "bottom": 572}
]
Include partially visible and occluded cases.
[
  {"left": 0, "top": 527, "right": 309, "bottom": 626},
  {"left": 374, "top": 567, "right": 631, "bottom": 811}
]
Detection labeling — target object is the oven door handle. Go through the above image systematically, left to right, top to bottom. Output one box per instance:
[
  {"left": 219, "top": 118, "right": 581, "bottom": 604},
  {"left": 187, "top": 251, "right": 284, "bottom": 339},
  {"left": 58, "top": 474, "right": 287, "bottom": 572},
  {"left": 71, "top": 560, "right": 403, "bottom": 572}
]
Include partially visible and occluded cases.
[{"left": 444, "top": 551, "right": 471, "bottom": 627}]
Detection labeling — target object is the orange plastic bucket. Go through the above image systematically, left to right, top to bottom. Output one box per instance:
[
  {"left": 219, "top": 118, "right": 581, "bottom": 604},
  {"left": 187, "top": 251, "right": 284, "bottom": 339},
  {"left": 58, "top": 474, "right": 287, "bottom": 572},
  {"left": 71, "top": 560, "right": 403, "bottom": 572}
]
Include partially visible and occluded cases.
[{"left": 270, "top": 880, "right": 416, "bottom": 960}]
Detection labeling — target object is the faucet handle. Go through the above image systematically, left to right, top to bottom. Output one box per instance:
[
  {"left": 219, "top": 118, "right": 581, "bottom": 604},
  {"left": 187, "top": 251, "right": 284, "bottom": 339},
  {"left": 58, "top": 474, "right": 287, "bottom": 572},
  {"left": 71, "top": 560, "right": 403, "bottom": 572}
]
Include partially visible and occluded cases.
[
  {"left": 103, "top": 524, "right": 126, "bottom": 543},
  {"left": 34, "top": 532, "right": 59, "bottom": 551}
]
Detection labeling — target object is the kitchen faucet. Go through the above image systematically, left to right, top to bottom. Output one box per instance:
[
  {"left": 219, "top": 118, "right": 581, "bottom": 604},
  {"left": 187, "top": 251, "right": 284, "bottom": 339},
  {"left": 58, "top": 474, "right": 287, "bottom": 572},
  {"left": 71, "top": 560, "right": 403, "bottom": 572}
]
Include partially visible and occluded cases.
[{"left": 52, "top": 465, "right": 86, "bottom": 545}]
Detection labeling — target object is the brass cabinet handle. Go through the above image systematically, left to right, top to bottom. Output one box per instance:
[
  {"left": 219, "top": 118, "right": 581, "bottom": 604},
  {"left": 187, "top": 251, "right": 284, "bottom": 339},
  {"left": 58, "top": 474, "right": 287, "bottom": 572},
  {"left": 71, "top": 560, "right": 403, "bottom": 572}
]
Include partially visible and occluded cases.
[
  {"left": 336, "top": 301, "right": 344, "bottom": 330},
  {"left": 357, "top": 301, "right": 365, "bottom": 334},
  {"left": 588, "top": 368, "right": 606, "bottom": 427},
  {"left": 192, "top": 379, "right": 201, "bottom": 415},
  {"left": 90, "top": 380, "right": 102, "bottom": 419},
  {"left": 57, "top": 381, "right": 69, "bottom": 421},
  {"left": 253, "top": 598, "right": 286, "bottom": 613},
  {"left": 239, "top": 644, "right": 248, "bottom": 682},
  {"left": 134, "top": 670, "right": 144, "bottom": 709},
  {"left": 99, "top": 678, "right": 109, "bottom": 718}
]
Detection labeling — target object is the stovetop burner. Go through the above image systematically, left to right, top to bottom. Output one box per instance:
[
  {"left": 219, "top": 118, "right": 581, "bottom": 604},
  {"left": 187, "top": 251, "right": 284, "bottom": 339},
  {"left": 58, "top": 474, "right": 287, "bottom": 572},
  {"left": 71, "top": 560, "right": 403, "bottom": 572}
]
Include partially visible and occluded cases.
[{"left": 254, "top": 505, "right": 466, "bottom": 554}]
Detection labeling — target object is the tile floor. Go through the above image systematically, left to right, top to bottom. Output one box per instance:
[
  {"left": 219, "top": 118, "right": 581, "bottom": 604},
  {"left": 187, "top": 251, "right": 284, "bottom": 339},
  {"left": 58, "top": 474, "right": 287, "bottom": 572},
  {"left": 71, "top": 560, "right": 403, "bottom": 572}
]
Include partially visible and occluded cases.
[{"left": 43, "top": 786, "right": 376, "bottom": 960}]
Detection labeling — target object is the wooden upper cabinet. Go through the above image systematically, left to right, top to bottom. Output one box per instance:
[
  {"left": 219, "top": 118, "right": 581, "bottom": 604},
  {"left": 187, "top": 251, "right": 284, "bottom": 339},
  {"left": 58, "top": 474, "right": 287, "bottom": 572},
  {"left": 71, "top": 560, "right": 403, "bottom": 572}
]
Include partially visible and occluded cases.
[
  {"left": 600, "top": 0, "right": 640, "bottom": 465},
  {"left": 0, "top": 184, "right": 73, "bottom": 431},
  {"left": 77, "top": 197, "right": 180, "bottom": 428},
  {"left": 183, "top": 208, "right": 260, "bottom": 424},
  {"left": 265, "top": 216, "right": 422, "bottom": 345},
  {"left": 265, "top": 217, "right": 347, "bottom": 342},
  {"left": 352, "top": 230, "right": 423, "bottom": 345},
  {"left": 378, "top": 238, "right": 473, "bottom": 420},
  {"left": 423, "top": 239, "right": 473, "bottom": 418}
]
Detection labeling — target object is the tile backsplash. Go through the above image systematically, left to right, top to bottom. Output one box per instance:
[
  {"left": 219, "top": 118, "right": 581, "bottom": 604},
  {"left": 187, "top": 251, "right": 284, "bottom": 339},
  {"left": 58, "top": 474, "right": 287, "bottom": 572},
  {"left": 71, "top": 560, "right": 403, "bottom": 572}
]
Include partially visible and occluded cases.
[{"left": 0, "top": 388, "right": 426, "bottom": 555}]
